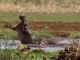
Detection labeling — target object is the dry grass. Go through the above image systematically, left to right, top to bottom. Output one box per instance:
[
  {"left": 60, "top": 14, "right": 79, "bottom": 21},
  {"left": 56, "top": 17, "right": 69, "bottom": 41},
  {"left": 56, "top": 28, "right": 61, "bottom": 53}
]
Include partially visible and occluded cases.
[{"left": 0, "top": 1, "right": 80, "bottom": 13}]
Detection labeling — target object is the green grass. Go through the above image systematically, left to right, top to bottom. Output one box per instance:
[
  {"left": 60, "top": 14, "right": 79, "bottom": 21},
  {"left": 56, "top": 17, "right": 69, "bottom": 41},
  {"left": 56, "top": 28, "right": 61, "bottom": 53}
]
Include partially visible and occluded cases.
[
  {"left": 0, "top": 12, "right": 80, "bottom": 22},
  {"left": 0, "top": 12, "right": 19, "bottom": 22},
  {"left": 27, "top": 13, "right": 80, "bottom": 22},
  {"left": 0, "top": 28, "right": 19, "bottom": 40},
  {"left": 33, "top": 30, "right": 53, "bottom": 40},
  {"left": 70, "top": 32, "right": 80, "bottom": 39},
  {"left": 0, "top": 49, "right": 58, "bottom": 60}
]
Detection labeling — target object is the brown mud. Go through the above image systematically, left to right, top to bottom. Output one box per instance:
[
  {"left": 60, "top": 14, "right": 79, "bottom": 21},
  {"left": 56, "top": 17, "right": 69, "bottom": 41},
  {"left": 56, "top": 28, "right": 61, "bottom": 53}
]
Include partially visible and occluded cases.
[
  {"left": 28, "top": 22, "right": 80, "bottom": 37},
  {"left": 29, "top": 22, "right": 80, "bottom": 31}
]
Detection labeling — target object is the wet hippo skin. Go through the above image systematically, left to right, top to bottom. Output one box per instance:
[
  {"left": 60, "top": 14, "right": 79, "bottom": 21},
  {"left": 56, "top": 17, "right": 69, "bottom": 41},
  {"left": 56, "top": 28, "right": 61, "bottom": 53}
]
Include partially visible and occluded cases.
[{"left": 12, "top": 15, "right": 33, "bottom": 44}]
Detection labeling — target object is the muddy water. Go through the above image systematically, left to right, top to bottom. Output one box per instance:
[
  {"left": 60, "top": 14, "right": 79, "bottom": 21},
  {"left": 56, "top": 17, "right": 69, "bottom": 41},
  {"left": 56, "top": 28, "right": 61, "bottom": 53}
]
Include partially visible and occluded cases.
[
  {"left": 0, "top": 38, "right": 76, "bottom": 52},
  {"left": 0, "top": 40, "right": 64, "bottom": 52},
  {"left": 0, "top": 44, "right": 64, "bottom": 52},
  {"left": 0, "top": 45, "right": 64, "bottom": 52},
  {"left": 31, "top": 47, "right": 64, "bottom": 52}
]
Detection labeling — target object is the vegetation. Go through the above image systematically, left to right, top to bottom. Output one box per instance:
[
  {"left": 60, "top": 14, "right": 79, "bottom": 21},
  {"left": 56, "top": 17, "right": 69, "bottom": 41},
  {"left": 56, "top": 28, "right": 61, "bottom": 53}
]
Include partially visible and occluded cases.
[
  {"left": 0, "top": 0, "right": 80, "bottom": 5},
  {"left": 0, "top": 0, "right": 80, "bottom": 13},
  {"left": 0, "top": 12, "right": 80, "bottom": 40},
  {"left": 0, "top": 13, "right": 80, "bottom": 22},
  {"left": 27, "top": 13, "right": 80, "bottom": 22},
  {"left": 0, "top": 29, "right": 19, "bottom": 40},
  {"left": 33, "top": 29, "right": 53, "bottom": 40},
  {"left": 71, "top": 32, "right": 80, "bottom": 39},
  {"left": 0, "top": 49, "right": 58, "bottom": 60}
]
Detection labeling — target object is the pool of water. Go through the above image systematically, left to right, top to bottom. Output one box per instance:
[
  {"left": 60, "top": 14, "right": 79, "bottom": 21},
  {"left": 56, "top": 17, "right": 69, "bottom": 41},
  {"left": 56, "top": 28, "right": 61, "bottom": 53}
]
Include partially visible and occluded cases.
[
  {"left": 0, "top": 39, "right": 65, "bottom": 52},
  {"left": 0, "top": 44, "right": 64, "bottom": 52},
  {"left": 31, "top": 47, "right": 64, "bottom": 52}
]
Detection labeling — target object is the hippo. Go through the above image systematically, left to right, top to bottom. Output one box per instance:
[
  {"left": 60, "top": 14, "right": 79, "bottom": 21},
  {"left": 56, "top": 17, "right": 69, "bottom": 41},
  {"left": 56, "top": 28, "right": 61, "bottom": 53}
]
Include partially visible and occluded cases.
[{"left": 12, "top": 15, "right": 33, "bottom": 44}]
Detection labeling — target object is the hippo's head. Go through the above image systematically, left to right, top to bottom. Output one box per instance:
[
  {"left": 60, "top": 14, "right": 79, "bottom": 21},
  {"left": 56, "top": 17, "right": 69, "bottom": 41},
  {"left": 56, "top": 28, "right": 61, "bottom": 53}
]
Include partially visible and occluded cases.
[
  {"left": 12, "top": 15, "right": 27, "bottom": 31},
  {"left": 19, "top": 15, "right": 26, "bottom": 23}
]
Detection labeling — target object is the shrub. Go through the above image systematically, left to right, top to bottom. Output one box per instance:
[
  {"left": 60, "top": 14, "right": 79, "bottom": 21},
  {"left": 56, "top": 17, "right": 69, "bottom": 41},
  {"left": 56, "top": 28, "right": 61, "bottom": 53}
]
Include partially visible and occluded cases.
[
  {"left": 4, "top": 22, "right": 12, "bottom": 28},
  {"left": 0, "top": 29, "right": 19, "bottom": 40},
  {"left": 33, "top": 30, "right": 53, "bottom": 40},
  {"left": 71, "top": 32, "right": 80, "bottom": 39}
]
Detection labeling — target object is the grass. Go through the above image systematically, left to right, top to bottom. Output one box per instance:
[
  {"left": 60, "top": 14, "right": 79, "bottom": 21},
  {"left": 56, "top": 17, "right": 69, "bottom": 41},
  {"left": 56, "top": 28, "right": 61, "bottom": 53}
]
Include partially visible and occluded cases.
[
  {"left": 0, "top": 0, "right": 80, "bottom": 5},
  {"left": 0, "top": 0, "right": 80, "bottom": 13},
  {"left": 0, "top": 12, "right": 80, "bottom": 22},
  {"left": 0, "top": 12, "right": 80, "bottom": 40},
  {"left": 0, "top": 12, "right": 19, "bottom": 22},
  {"left": 27, "top": 13, "right": 80, "bottom": 22},
  {"left": 0, "top": 28, "right": 19, "bottom": 40},
  {"left": 0, "top": 28, "right": 53, "bottom": 40},
  {"left": 33, "top": 30, "right": 53, "bottom": 40},
  {"left": 70, "top": 32, "right": 80, "bottom": 39},
  {"left": 0, "top": 49, "right": 59, "bottom": 60}
]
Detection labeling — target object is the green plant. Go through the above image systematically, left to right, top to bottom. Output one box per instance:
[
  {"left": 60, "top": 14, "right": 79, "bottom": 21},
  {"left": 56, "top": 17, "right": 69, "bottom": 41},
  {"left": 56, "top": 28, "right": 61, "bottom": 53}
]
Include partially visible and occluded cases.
[
  {"left": 0, "top": 29, "right": 19, "bottom": 40},
  {"left": 33, "top": 30, "right": 53, "bottom": 40},
  {"left": 71, "top": 32, "right": 80, "bottom": 39},
  {"left": 0, "top": 49, "right": 58, "bottom": 60}
]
